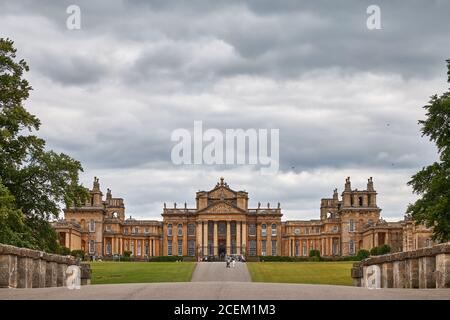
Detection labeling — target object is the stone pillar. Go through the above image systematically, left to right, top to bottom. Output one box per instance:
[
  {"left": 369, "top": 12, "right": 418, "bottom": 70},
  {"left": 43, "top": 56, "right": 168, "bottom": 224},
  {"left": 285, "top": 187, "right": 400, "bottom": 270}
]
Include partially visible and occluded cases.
[
  {"left": 213, "top": 221, "right": 218, "bottom": 256},
  {"left": 226, "top": 221, "right": 231, "bottom": 255},
  {"left": 236, "top": 221, "right": 241, "bottom": 255},
  {"left": 241, "top": 221, "right": 247, "bottom": 256},
  {"left": 196, "top": 222, "right": 202, "bottom": 256},
  {"left": 203, "top": 222, "right": 208, "bottom": 256},
  {"left": 436, "top": 253, "right": 450, "bottom": 288},
  {"left": 0, "top": 254, "right": 18, "bottom": 288},
  {"left": 17, "top": 256, "right": 34, "bottom": 288},
  {"left": 419, "top": 256, "right": 436, "bottom": 288},
  {"left": 405, "top": 258, "right": 419, "bottom": 288},
  {"left": 33, "top": 259, "right": 46, "bottom": 288},
  {"left": 393, "top": 260, "right": 406, "bottom": 288},
  {"left": 45, "top": 261, "right": 58, "bottom": 287},
  {"left": 381, "top": 262, "right": 393, "bottom": 288},
  {"left": 57, "top": 264, "right": 67, "bottom": 287}
]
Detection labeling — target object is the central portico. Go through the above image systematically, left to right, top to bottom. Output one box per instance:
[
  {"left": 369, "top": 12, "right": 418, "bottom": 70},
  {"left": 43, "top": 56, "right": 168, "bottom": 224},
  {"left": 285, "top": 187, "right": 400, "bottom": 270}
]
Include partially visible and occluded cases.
[{"left": 162, "top": 177, "right": 283, "bottom": 258}]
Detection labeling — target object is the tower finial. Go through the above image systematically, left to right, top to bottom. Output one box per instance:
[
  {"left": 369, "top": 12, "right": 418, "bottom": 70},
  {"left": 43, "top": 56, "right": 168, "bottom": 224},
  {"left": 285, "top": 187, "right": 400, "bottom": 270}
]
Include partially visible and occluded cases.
[{"left": 220, "top": 176, "right": 224, "bottom": 185}]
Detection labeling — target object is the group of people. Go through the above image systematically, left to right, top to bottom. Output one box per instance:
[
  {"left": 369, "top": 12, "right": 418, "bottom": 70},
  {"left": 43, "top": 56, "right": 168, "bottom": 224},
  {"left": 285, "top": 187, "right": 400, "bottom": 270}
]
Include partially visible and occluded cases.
[{"left": 225, "top": 256, "right": 236, "bottom": 268}]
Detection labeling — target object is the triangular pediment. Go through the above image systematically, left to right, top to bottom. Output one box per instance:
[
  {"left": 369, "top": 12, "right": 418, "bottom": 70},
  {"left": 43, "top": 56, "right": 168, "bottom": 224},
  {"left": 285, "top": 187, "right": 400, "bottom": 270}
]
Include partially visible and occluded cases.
[
  {"left": 208, "top": 186, "right": 236, "bottom": 199},
  {"left": 198, "top": 201, "right": 246, "bottom": 214}
]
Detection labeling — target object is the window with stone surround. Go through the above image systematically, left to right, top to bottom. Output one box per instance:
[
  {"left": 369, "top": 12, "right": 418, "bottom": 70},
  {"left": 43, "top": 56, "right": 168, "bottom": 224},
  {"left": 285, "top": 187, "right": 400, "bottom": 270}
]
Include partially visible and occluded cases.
[
  {"left": 89, "top": 219, "right": 95, "bottom": 233},
  {"left": 349, "top": 219, "right": 355, "bottom": 232},
  {"left": 188, "top": 223, "right": 195, "bottom": 236},
  {"left": 167, "top": 224, "right": 173, "bottom": 236},
  {"left": 178, "top": 224, "right": 183, "bottom": 237},
  {"left": 249, "top": 224, "right": 256, "bottom": 236},
  {"left": 261, "top": 224, "right": 267, "bottom": 236},
  {"left": 271, "top": 224, "right": 277, "bottom": 236},
  {"left": 89, "top": 240, "right": 95, "bottom": 254},
  {"left": 137, "top": 240, "right": 142, "bottom": 256},
  {"left": 168, "top": 240, "right": 173, "bottom": 256},
  {"left": 178, "top": 240, "right": 183, "bottom": 256},
  {"left": 188, "top": 240, "right": 195, "bottom": 256},
  {"left": 249, "top": 240, "right": 256, "bottom": 256},
  {"left": 261, "top": 240, "right": 267, "bottom": 256},
  {"left": 271, "top": 240, "right": 277, "bottom": 256},
  {"left": 349, "top": 240, "right": 355, "bottom": 255}
]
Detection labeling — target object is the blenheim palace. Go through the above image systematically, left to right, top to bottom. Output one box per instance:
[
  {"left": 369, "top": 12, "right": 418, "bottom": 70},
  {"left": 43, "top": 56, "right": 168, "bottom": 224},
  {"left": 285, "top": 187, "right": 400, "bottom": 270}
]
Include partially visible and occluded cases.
[{"left": 53, "top": 177, "right": 433, "bottom": 259}]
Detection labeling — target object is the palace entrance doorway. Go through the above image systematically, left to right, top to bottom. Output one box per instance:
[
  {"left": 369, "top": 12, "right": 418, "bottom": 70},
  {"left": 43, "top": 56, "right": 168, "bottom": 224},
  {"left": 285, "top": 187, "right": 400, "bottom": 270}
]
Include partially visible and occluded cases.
[{"left": 218, "top": 240, "right": 226, "bottom": 260}]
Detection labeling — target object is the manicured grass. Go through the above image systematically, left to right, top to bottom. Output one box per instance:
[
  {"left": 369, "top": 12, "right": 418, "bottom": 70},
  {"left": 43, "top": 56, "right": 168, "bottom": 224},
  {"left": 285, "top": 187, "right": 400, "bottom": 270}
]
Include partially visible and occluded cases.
[
  {"left": 90, "top": 262, "right": 197, "bottom": 284},
  {"left": 247, "top": 262, "right": 353, "bottom": 286}
]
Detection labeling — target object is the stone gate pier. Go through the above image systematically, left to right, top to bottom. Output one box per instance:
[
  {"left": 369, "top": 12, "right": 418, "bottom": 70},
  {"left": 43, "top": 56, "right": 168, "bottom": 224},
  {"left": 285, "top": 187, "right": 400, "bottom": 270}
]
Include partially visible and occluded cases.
[
  {"left": 352, "top": 242, "right": 450, "bottom": 289},
  {"left": 0, "top": 243, "right": 91, "bottom": 288}
]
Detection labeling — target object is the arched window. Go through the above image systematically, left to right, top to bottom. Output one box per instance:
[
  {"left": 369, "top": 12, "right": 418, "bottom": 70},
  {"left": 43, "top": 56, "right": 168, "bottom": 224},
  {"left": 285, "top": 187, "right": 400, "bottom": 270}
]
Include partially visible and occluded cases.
[
  {"left": 167, "top": 224, "right": 173, "bottom": 236},
  {"left": 177, "top": 224, "right": 183, "bottom": 236},
  {"left": 261, "top": 224, "right": 267, "bottom": 236},
  {"left": 271, "top": 224, "right": 277, "bottom": 236}
]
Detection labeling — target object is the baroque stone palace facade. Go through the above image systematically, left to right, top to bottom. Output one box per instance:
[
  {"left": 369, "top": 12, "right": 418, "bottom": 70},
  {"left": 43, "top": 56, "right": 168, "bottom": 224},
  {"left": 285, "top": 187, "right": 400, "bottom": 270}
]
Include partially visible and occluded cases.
[{"left": 53, "top": 177, "right": 433, "bottom": 259}]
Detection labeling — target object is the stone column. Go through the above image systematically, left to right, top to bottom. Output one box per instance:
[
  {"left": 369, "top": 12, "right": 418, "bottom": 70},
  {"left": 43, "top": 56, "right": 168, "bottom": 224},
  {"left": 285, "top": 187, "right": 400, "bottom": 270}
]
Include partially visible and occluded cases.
[
  {"left": 213, "top": 221, "right": 218, "bottom": 256},
  {"left": 226, "top": 221, "right": 231, "bottom": 255},
  {"left": 236, "top": 221, "right": 241, "bottom": 255},
  {"left": 241, "top": 221, "right": 247, "bottom": 256},
  {"left": 196, "top": 222, "right": 202, "bottom": 256},
  {"left": 203, "top": 222, "right": 208, "bottom": 256},
  {"left": 436, "top": 253, "right": 450, "bottom": 288},
  {"left": 0, "top": 254, "right": 18, "bottom": 288},
  {"left": 17, "top": 256, "right": 34, "bottom": 288},
  {"left": 419, "top": 256, "right": 436, "bottom": 288},
  {"left": 405, "top": 258, "right": 419, "bottom": 288},
  {"left": 33, "top": 259, "right": 46, "bottom": 288},
  {"left": 393, "top": 260, "right": 406, "bottom": 288},
  {"left": 45, "top": 261, "right": 58, "bottom": 287},
  {"left": 381, "top": 262, "right": 394, "bottom": 288},
  {"left": 57, "top": 263, "right": 67, "bottom": 287}
]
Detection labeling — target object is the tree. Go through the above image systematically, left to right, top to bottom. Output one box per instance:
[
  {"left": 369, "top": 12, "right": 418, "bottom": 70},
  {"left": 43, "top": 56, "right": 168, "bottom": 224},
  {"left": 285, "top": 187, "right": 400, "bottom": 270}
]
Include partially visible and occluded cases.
[
  {"left": 0, "top": 38, "right": 88, "bottom": 252},
  {"left": 407, "top": 59, "right": 450, "bottom": 243}
]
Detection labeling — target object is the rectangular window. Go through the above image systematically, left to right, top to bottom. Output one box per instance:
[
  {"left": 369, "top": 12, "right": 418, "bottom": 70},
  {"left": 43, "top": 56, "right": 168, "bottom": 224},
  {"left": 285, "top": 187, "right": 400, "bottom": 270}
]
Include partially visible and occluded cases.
[
  {"left": 349, "top": 219, "right": 355, "bottom": 232},
  {"left": 89, "top": 220, "right": 95, "bottom": 233},
  {"left": 188, "top": 223, "right": 195, "bottom": 236},
  {"left": 167, "top": 224, "right": 172, "bottom": 236},
  {"left": 177, "top": 224, "right": 183, "bottom": 237},
  {"left": 249, "top": 224, "right": 256, "bottom": 236},
  {"left": 271, "top": 225, "right": 277, "bottom": 236},
  {"left": 261, "top": 226, "right": 267, "bottom": 237},
  {"left": 134, "top": 227, "right": 139, "bottom": 234},
  {"left": 124, "top": 228, "right": 128, "bottom": 235},
  {"left": 145, "top": 228, "right": 149, "bottom": 234},
  {"left": 89, "top": 240, "right": 95, "bottom": 254},
  {"left": 168, "top": 240, "right": 173, "bottom": 256},
  {"left": 178, "top": 240, "right": 183, "bottom": 256},
  {"left": 188, "top": 240, "right": 195, "bottom": 256},
  {"left": 249, "top": 240, "right": 257, "bottom": 256},
  {"left": 261, "top": 240, "right": 267, "bottom": 256},
  {"left": 271, "top": 240, "right": 277, "bottom": 256},
  {"left": 349, "top": 240, "right": 355, "bottom": 255},
  {"left": 131, "top": 241, "right": 135, "bottom": 255},
  {"left": 145, "top": 241, "right": 149, "bottom": 255},
  {"left": 295, "top": 241, "right": 300, "bottom": 257},
  {"left": 106, "top": 242, "right": 111, "bottom": 255},
  {"left": 303, "top": 242, "right": 307, "bottom": 256}
]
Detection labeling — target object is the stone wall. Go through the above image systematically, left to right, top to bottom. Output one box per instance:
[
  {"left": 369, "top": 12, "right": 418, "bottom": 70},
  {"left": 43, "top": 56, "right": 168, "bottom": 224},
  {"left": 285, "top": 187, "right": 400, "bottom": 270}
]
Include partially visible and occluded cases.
[
  {"left": 351, "top": 242, "right": 450, "bottom": 289},
  {"left": 0, "top": 243, "right": 91, "bottom": 288}
]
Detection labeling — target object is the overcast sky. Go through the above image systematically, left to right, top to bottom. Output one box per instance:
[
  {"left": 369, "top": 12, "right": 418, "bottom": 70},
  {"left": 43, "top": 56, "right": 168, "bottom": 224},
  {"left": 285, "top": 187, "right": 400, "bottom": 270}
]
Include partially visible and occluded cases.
[{"left": 1, "top": 0, "right": 449, "bottom": 221}]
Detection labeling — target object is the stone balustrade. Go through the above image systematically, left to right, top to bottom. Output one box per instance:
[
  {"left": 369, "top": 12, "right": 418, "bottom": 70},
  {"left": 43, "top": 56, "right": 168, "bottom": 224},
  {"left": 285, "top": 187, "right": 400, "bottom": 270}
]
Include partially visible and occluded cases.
[
  {"left": 352, "top": 242, "right": 450, "bottom": 289},
  {"left": 0, "top": 243, "right": 91, "bottom": 288}
]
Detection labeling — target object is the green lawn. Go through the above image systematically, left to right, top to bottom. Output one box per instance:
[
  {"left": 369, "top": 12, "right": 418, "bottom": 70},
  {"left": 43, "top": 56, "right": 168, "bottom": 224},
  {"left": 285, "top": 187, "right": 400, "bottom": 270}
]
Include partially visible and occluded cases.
[
  {"left": 89, "top": 262, "right": 197, "bottom": 284},
  {"left": 247, "top": 262, "right": 354, "bottom": 286}
]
